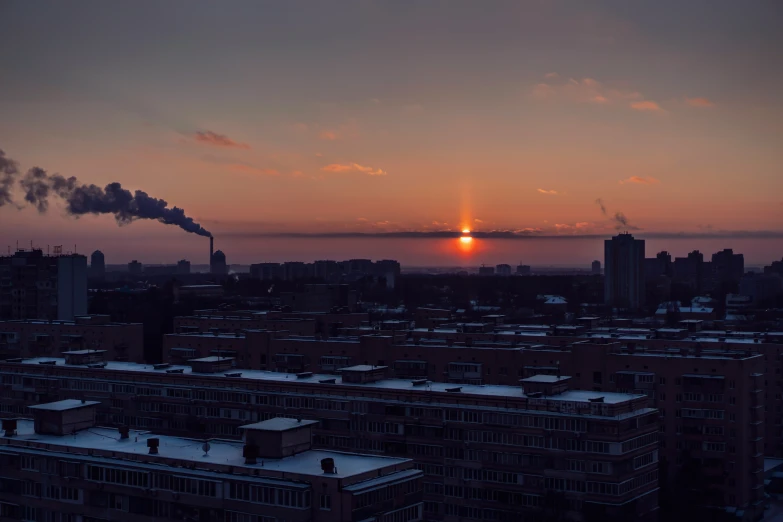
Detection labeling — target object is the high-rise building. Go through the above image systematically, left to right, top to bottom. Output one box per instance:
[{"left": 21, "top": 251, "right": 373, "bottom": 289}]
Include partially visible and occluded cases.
[
  {"left": 604, "top": 233, "right": 645, "bottom": 309},
  {"left": 712, "top": 248, "right": 744, "bottom": 283},
  {"left": 0, "top": 249, "right": 87, "bottom": 321},
  {"left": 89, "top": 250, "right": 105, "bottom": 280},
  {"left": 645, "top": 251, "right": 672, "bottom": 280},
  {"left": 592, "top": 260, "right": 601, "bottom": 275},
  {"left": 495, "top": 263, "right": 512, "bottom": 276},
  {"left": 517, "top": 264, "right": 531, "bottom": 275},
  {"left": 478, "top": 265, "right": 495, "bottom": 276}
]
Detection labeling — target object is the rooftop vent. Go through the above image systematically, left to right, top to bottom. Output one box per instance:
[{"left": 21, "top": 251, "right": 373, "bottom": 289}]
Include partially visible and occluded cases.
[
  {"left": 153, "top": 363, "right": 170, "bottom": 370},
  {"left": 166, "top": 368, "right": 185, "bottom": 374},
  {"left": 225, "top": 372, "right": 242, "bottom": 378},
  {"left": 297, "top": 372, "right": 313, "bottom": 379},
  {"left": 319, "top": 378, "right": 336, "bottom": 384},
  {"left": 411, "top": 379, "right": 428, "bottom": 386},
  {"left": 445, "top": 386, "right": 461, "bottom": 393},
  {"left": 588, "top": 397, "right": 605, "bottom": 403},
  {"left": 2, "top": 418, "right": 17, "bottom": 437},
  {"left": 118, "top": 426, "right": 129, "bottom": 440},
  {"left": 147, "top": 438, "right": 160, "bottom": 454},
  {"left": 321, "top": 457, "right": 335, "bottom": 474}
]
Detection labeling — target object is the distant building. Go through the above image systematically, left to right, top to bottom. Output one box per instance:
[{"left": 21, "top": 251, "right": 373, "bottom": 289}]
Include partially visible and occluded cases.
[
  {"left": 604, "top": 233, "right": 645, "bottom": 309},
  {"left": 712, "top": 248, "right": 744, "bottom": 283},
  {"left": 0, "top": 249, "right": 87, "bottom": 321},
  {"left": 89, "top": 250, "right": 105, "bottom": 280},
  {"left": 210, "top": 250, "right": 228, "bottom": 275},
  {"left": 673, "top": 250, "right": 711, "bottom": 293},
  {"left": 645, "top": 251, "right": 672, "bottom": 280},
  {"left": 765, "top": 258, "right": 783, "bottom": 277},
  {"left": 128, "top": 259, "right": 143, "bottom": 276},
  {"left": 176, "top": 259, "right": 191, "bottom": 274},
  {"left": 313, "top": 259, "right": 340, "bottom": 280},
  {"left": 591, "top": 260, "right": 601, "bottom": 275},
  {"left": 282, "top": 261, "right": 311, "bottom": 281},
  {"left": 250, "top": 262, "right": 283, "bottom": 280},
  {"left": 495, "top": 263, "right": 512, "bottom": 276},
  {"left": 516, "top": 264, "right": 531, "bottom": 275},
  {"left": 478, "top": 265, "right": 495, "bottom": 276},
  {"left": 740, "top": 272, "right": 782, "bottom": 305},
  {"left": 281, "top": 284, "right": 357, "bottom": 313},
  {"left": 0, "top": 315, "right": 144, "bottom": 362},
  {"left": 0, "top": 401, "right": 423, "bottom": 522}
]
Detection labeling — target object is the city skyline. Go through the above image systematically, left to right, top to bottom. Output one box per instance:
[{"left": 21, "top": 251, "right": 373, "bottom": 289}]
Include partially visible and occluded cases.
[{"left": 1, "top": 1, "right": 781, "bottom": 265}]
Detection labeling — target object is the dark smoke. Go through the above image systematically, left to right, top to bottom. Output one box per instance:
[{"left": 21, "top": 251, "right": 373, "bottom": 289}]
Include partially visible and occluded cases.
[
  {"left": 0, "top": 149, "right": 19, "bottom": 207},
  {"left": 20, "top": 166, "right": 211, "bottom": 237},
  {"left": 595, "top": 198, "right": 607, "bottom": 216}
]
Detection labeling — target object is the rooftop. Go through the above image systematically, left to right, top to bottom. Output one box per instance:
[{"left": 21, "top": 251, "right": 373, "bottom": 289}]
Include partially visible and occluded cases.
[
  {"left": 8, "top": 357, "right": 644, "bottom": 407},
  {"left": 520, "top": 375, "right": 569, "bottom": 383},
  {"left": 28, "top": 399, "right": 100, "bottom": 412},
  {"left": 240, "top": 418, "right": 319, "bottom": 432},
  {"left": 3, "top": 420, "right": 408, "bottom": 479}
]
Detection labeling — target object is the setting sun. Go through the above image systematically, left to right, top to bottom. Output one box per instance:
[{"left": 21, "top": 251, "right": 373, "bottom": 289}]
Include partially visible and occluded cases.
[
  {"left": 462, "top": 228, "right": 470, "bottom": 234},
  {"left": 460, "top": 235, "right": 473, "bottom": 244}
]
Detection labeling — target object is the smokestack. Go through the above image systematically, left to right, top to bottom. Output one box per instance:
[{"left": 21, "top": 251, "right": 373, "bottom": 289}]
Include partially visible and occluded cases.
[{"left": 210, "top": 237, "right": 214, "bottom": 268}]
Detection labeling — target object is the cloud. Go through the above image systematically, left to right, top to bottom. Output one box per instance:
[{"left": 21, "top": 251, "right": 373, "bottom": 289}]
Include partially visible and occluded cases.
[
  {"left": 544, "top": 72, "right": 559, "bottom": 79},
  {"left": 532, "top": 76, "right": 662, "bottom": 113},
  {"left": 686, "top": 97, "right": 715, "bottom": 108},
  {"left": 630, "top": 100, "right": 663, "bottom": 112},
  {"left": 319, "top": 130, "right": 339, "bottom": 141},
  {"left": 193, "top": 131, "right": 251, "bottom": 149},
  {"left": 315, "top": 152, "right": 323, "bottom": 157},
  {"left": 322, "top": 163, "right": 387, "bottom": 176},
  {"left": 226, "top": 164, "right": 279, "bottom": 176},
  {"left": 290, "top": 170, "right": 304, "bottom": 178},
  {"left": 619, "top": 176, "right": 660, "bottom": 185},
  {"left": 537, "top": 188, "right": 558, "bottom": 195},
  {"left": 357, "top": 217, "right": 368, "bottom": 222},
  {"left": 474, "top": 218, "right": 483, "bottom": 223}
]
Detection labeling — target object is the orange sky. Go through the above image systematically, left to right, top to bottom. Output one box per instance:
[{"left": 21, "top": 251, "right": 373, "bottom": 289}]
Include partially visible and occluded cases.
[{"left": 0, "top": 2, "right": 781, "bottom": 265}]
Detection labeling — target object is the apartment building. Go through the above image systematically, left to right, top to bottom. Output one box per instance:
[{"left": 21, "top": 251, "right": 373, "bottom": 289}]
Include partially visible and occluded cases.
[
  {"left": 0, "top": 315, "right": 144, "bottom": 362},
  {"left": 154, "top": 329, "right": 770, "bottom": 519},
  {"left": 0, "top": 357, "right": 659, "bottom": 522},
  {"left": 0, "top": 400, "right": 422, "bottom": 522}
]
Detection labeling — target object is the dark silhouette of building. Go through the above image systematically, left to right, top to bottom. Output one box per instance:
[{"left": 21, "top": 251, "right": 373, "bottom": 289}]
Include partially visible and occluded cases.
[
  {"left": 604, "top": 233, "right": 645, "bottom": 309},
  {"left": 712, "top": 248, "right": 744, "bottom": 283},
  {"left": 0, "top": 249, "right": 87, "bottom": 321},
  {"left": 89, "top": 250, "right": 105, "bottom": 280},
  {"left": 210, "top": 250, "right": 228, "bottom": 276},
  {"left": 673, "top": 250, "right": 710, "bottom": 293},
  {"left": 645, "top": 251, "right": 672, "bottom": 280},
  {"left": 765, "top": 258, "right": 783, "bottom": 277},
  {"left": 127, "top": 259, "right": 143, "bottom": 276},
  {"left": 176, "top": 259, "right": 191, "bottom": 274},
  {"left": 591, "top": 260, "right": 601, "bottom": 275},
  {"left": 495, "top": 263, "right": 512, "bottom": 276},
  {"left": 517, "top": 264, "right": 531, "bottom": 275},
  {"left": 478, "top": 265, "right": 495, "bottom": 276}
]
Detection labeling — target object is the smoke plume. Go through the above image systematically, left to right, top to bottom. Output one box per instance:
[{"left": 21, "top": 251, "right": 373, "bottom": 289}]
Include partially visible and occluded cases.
[
  {"left": 0, "top": 149, "right": 19, "bottom": 207},
  {"left": 19, "top": 166, "right": 211, "bottom": 237},
  {"left": 595, "top": 198, "right": 607, "bottom": 216},
  {"left": 595, "top": 198, "right": 639, "bottom": 230},
  {"left": 613, "top": 212, "right": 631, "bottom": 229}
]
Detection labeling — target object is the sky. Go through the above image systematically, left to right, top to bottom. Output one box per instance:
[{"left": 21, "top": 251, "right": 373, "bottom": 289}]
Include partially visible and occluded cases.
[{"left": 0, "top": 1, "right": 781, "bottom": 266}]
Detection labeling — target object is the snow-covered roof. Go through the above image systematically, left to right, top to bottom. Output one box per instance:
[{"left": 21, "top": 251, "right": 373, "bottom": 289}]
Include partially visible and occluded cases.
[
  {"left": 11, "top": 357, "right": 642, "bottom": 406},
  {"left": 28, "top": 399, "right": 100, "bottom": 412},
  {"left": 239, "top": 418, "right": 318, "bottom": 432},
  {"left": 4, "top": 420, "right": 409, "bottom": 480}
]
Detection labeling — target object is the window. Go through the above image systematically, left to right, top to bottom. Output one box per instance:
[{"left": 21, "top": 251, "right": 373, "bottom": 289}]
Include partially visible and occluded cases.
[
  {"left": 593, "top": 371, "right": 602, "bottom": 385},
  {"left": 659, "top": 377, "right": 666, "bottom": 385},
  {"left": 633, "top": 451, "right": 658, "bottom": 469},
  {"left": 21, "top": 456, "right": 36, "bottom": 471},
  {"left": 567, "top": 459, "right": 585, "bottom": 472},
  {"left": 590, "top": 462, "right": 610, "bottom": 474},
  {"left": 320, "top": 494, "right": 331, "bottom": 510}
]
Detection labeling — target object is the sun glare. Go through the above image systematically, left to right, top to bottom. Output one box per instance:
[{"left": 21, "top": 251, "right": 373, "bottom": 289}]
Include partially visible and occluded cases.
[
  {"left": 462, "top": 228, "right": 470, "bottom": 234},
  {"left": 460, "top": 235, "right": 473, "bottom": 244}
]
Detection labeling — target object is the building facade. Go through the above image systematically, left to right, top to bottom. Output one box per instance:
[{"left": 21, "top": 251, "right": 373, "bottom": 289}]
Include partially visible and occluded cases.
[
  {"left": 604, "top": 234, "right": 645, "bottom": 310},
  {"left": 0, "top": 249, "right": 87, "bottom": 321},
  {"left": 0, "top": 315, "right": 144, "bottom": 362},
  {"left": 0, "top": 359, "right": 659, "bottom": 522},
  {"left": 0, "top": 401, "right": 423, "bottom": 522}
]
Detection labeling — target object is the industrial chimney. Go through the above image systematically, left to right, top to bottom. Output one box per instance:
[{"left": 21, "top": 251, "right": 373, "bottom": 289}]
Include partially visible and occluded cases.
[{"left": 209, "top": 236, "right": 214, "bottom": 268}]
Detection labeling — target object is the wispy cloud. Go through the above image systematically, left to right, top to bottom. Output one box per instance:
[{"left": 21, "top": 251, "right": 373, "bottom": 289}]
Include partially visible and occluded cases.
[
  {"left": 544, "top": 72, "right": 560, "bottom": 79},
  {"left": 531, "top": 76, "right": 665, "bottom": 113},
  {"left": 685, "top": 97, "right": 715, "bottom": 108},
  {"left": 630, "top": 100, "right": 663, "bottom": 112},
  {"left": 319, "top": 130, "right": 339, "bottom": 141},
  {"left": 194, "top": 131, "right": 251, "bottom": 149},
  {"left": 322, "top": 163, "right": 388, "bottom": 176},
  {"left": 619, "top": 176, "right": 660, "bottom": 185},
  {"left": 537, "top": 188, "right": 559, "bottom": 195}
]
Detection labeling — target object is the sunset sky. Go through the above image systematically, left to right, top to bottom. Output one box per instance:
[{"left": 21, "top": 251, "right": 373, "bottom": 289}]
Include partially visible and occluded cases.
[{"left": 1, "top": 1, "right": 781, "bottom": 266}]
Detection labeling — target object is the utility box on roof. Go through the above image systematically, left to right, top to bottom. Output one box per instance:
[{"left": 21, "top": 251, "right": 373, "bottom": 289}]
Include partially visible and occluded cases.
[{"left": 28, "top": 400, "right": 99, "bottom": 435}]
